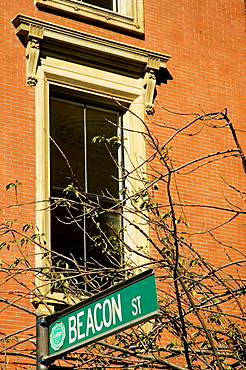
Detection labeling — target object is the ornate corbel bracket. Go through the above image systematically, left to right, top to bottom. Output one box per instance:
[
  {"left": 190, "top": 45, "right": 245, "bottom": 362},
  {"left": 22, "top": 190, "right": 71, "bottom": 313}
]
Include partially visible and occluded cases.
[
  {"left": 26, "top": 24, "right": 44, "bottom": 86},
  {"left": 144, "top": 57, "right": 161, "bottom": 115},
  {"left": 144, "top": 69, "right": 156, "bottom": 115}
]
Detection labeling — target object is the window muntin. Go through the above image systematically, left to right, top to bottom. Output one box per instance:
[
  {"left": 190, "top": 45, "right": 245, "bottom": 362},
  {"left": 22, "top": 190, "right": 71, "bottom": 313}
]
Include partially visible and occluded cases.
[{"left": 50, "top": 95, "right": 122, "bottom": 291}]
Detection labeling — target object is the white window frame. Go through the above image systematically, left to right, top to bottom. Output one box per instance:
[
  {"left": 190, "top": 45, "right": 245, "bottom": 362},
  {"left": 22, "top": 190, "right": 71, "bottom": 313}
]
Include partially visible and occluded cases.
[
  {"left": 35, "top": 0, "right": 144, "bottom": 34},
  {"left": 12, "top": 15, "right": 171, "bottom": 313},
  {"left": 35, "top": 57, "right": 148, "bottom": 312}
]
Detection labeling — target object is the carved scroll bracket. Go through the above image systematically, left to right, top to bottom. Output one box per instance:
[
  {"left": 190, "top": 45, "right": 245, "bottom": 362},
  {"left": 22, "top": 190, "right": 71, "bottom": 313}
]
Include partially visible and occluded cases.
[
  {"left": 26, "top": 24, "right": 44, "bottom": 86},
  {"left": 144, "top": 57, "right": 160, "bottom": 115},
  {"left": 144, "top": 69, "right": 156, "bottom": 115}
]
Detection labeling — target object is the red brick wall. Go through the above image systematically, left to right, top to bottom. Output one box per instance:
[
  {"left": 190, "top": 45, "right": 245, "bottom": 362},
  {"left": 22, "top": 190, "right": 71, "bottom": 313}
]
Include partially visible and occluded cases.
[{"left": 0, "top": 0, "right": 245, "bottom": 368}]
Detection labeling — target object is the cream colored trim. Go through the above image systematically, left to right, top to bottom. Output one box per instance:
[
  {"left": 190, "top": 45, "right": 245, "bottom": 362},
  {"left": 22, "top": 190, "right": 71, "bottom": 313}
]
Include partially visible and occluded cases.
[
  {"left": 34, "top": 0, "right": 144, "bottom": 34},
  {"left": 12, "top": 15, "right": 171, "bottom": 113},
  {"left": 12, "top": 15, "right": 170, "bottom": 68},
  {"left": 26, "top": 24, "right": 44, "bottom": 86},
  {"left": 35, "top": 56, "right": 149, "bottom": 311},
  {"left": 42, "top": 57, "right": 142, "bottom": 101},
  {"left": 35, "top": 66, "right": 51, "bottom": 305},
  {"left": 144, "top": 70, "right": 156, "bottom": 115}
]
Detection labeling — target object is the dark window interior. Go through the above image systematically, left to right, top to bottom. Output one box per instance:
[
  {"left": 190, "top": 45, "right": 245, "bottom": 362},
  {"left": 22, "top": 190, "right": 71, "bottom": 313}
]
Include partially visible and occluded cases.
[
  {"left": 81, "top": 0, "right": 114, "bottom": 11},
  {"left": 50, "top": 94, "right": 122, "bottom": 292}
]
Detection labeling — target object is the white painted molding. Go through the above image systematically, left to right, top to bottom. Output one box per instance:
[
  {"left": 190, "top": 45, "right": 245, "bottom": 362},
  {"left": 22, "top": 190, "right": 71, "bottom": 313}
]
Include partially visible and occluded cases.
[
  {"left": 35, "top": 0, "right": 144, "bottom": 35},
  {"left": 12, "top": 14, "right": 171, "bottom": 112},
  {"left": 26, "top": 24, "right": 44, "bottom": 86}
]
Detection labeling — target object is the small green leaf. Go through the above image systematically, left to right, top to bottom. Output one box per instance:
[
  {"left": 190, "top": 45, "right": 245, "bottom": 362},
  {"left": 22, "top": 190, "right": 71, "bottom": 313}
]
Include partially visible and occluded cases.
[
  {"left": 92, "top": 135, "right": 104, "bottom": 143},
  {"left": 5, "top": 180, "right": 22, "bottom": 190},
  {"left": 5, "top": 182, "right": 15, "bottom": 190},
  {"left": 161, "top": 212, "right": 170, "bottom": 219},
  {"left": 23, "top": 223, "right": 32, "bottom": 232},
  {"left": 20, "top": 237, "right": 26, "bottom": 246},
  {"left": 0, "top": 241, "right": 7, "bottom": 250},
  {"left": 189, "top": 259, "right": 197, "bottom": 267},
  {"left": 166, "top": 341, "right": 177, "bottom": 350}
]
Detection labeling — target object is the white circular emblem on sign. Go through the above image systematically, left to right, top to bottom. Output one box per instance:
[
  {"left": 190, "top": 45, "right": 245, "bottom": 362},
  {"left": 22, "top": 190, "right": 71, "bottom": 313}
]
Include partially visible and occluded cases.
[{"left": 50, "top": 322, "right": 66, "bottom": 351}]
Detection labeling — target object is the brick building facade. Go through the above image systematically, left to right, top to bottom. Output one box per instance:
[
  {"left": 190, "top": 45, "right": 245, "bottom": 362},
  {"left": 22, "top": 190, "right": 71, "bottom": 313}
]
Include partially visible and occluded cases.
[{"left": 1, "top": 0, "right": 246, "bottom": 369}]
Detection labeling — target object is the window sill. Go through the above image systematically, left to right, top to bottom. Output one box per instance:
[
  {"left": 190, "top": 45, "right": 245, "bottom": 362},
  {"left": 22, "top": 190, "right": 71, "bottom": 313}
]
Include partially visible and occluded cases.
[{"left": 35, "top": 0, "right": 144, "bottom": 35}]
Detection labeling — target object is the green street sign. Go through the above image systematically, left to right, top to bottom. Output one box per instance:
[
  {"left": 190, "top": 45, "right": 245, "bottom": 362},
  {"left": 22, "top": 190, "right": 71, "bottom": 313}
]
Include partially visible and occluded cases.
[{"left": 43, "top": 270, "right": 159, "bottom": 362}]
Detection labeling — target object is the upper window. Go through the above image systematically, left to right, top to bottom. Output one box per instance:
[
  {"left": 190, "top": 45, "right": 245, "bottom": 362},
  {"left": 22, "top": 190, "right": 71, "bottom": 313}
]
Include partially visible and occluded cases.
[{"left": 35, "top": 0, "right": 144, "bottom": 34}]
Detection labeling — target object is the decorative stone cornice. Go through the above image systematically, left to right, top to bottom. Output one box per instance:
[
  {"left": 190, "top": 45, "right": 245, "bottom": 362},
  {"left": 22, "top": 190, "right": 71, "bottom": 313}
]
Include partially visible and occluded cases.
[{"left": 12, "top": 14, "right": 171, "bottom": 112}]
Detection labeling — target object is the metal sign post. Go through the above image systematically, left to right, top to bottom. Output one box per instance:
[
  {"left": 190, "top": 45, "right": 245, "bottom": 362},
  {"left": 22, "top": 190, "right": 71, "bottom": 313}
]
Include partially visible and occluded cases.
[
  {"left": 37, "top": 269, "right": 159, "bottom": 367},
  {"left": 36, "top": 316, "right": 49, "bottom": 370}
]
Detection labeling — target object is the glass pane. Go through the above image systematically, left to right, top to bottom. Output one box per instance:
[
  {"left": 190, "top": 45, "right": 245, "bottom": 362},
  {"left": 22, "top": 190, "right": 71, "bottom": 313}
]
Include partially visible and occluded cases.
[
  {"left": 82, "top": 0, "right": 114, "bottom": 11},
  {"left": 50, "top": 96, "right": 122, "bottom": 293},
  {"left": 50, "top": 98, "right": 85, "bottom": 191},
  {"left": 50, "top": 98, "right": 86, "bottom": 290},
  {"left": 86, "top": 107, "right": 119, "bottom": 198},
  {"left": 51, "top": 190, "right": 85, "bottom": 267},
  {"left": 85, "top": 201, "right": 121, "bottom": 290},
  {"left": 86, "top": 204, "right": 121, "bottom": 263}
]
